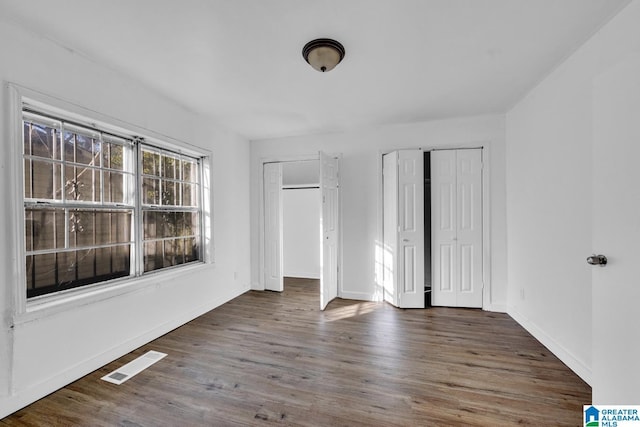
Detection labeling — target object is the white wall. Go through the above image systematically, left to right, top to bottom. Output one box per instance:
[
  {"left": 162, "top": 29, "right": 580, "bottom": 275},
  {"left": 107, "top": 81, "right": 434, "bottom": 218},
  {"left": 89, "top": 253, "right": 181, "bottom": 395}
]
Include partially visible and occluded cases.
[
  {"left": 505, "top": 0, "right": 640, "bottom": 387},
  {"left": 0, "top": 17, "right": 251, "bottom": 417},
  {"left": 250, "top": 115, "right": 508, "bottom": 310},
  {"left": 282, "top": 160, "right": 319, "bottom": 187},
  {"left": 283, "top": 189, "right": 321, "bottom": 279}
]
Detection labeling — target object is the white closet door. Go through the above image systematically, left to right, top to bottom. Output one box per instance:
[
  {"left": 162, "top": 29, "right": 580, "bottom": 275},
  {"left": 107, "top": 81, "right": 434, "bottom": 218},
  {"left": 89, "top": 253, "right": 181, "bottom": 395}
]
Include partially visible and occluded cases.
[
  {"left": 432, "top": 149, "right": 483, "bottom": 308},
  {"left": 455, "top": 149, "right": 483, "bottom": 308},
  {"left": 382, "top": 150, "right": 424, "bottom": 308},
  {"left": 397, "top": 150, "right": 425, "bottom": 308},
  {"left": 431, "top": 150, "right": 458, "bottom": 306},
  {"left": 319, "top": 151, "right": 339, "bottom": 310},
  {"left": 382, "top": 152, "right": 399, "bottom": 306},
  {"left": 264, "top": 162, "right": 283, "bottom": 292}
]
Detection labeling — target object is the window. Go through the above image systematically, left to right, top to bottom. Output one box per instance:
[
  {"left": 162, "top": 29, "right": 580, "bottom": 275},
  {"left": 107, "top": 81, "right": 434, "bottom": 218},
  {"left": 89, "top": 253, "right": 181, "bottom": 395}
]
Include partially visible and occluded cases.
[
  {"left": 22, "top": 108, "right": 204, "bottom": 299},
  {"left": 141, "top": 147, "right": 201, "bottom": 272}
]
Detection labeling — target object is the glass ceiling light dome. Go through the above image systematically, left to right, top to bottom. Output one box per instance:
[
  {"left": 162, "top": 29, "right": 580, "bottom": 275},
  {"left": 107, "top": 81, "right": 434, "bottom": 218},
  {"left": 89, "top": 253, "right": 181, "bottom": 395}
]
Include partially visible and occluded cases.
[{"left": 302, "top": 38, "right": 345, "bottom": 72}]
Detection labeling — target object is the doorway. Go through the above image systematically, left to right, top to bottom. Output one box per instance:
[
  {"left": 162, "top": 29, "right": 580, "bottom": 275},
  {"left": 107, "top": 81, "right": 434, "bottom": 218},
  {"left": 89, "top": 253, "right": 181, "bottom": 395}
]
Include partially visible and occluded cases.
[
  {"left": 382, "top": 148, "right": 485, "bottom": 309},
  {"left": 261, "top": 153, "right": 341, "bottom": 310},
  {"left": 282, "top": 163, "right": 320, "bottom": 280}
]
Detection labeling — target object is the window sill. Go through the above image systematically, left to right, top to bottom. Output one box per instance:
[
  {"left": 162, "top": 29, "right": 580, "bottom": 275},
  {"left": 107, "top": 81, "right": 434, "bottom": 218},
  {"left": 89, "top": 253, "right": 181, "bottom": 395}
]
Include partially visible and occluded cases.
[{"left": 14, "top": 262, "right": 209, "bottom": 327}]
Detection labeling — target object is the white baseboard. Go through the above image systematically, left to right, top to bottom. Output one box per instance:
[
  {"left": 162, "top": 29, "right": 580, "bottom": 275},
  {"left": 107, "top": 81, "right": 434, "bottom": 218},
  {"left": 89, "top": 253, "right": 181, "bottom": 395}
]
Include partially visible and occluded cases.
[
  {"left": 284, "top": 272, "right": 320, "bottom": 279},
  {"left": 0, "top": 285, "right": 247, "bottom": 419},
  {"left": 339, "top": 290, "right": 375, "bottom": 301},
  {"left": 484, "top": 303, "right": 507, "bottom": 313},
  {"left": 507, "top": 305, "right": 592, "bottom": 386}
]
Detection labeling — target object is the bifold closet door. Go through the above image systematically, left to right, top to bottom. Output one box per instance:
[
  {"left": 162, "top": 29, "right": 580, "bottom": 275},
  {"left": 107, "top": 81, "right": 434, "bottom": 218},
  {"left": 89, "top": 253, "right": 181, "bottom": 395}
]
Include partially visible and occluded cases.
[
  {"left": 431, "top": 149, "right": 483, "bottom": 308},
  {"left": 382, "top": 150, "right": 425, "bottom": 309},
  {"left": 319, "top": 151, "right": 340, "bottom": 311},
  {"left": 264, "top": 162, "right": 283, "bottom": 292}
]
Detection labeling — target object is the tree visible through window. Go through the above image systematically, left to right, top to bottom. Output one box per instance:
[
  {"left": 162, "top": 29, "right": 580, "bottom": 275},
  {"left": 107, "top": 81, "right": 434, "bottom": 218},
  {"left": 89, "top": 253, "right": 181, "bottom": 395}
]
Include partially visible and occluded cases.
[{"left": 22, "top": 109, "right": 203, "bottom": 299}]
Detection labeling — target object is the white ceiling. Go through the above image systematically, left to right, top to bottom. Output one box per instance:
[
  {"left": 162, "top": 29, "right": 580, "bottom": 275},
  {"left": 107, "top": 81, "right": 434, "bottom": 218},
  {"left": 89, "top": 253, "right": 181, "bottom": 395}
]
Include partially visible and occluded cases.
[{"left": 0, "top": 0, "right": 631, "bottom": 140}]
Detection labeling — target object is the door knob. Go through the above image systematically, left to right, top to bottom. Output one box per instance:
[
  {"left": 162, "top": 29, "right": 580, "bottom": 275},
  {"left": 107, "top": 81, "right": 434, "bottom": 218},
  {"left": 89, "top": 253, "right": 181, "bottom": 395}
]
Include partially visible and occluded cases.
[{"left": 587, "top": 254, "right": 607, "bottom": 266}]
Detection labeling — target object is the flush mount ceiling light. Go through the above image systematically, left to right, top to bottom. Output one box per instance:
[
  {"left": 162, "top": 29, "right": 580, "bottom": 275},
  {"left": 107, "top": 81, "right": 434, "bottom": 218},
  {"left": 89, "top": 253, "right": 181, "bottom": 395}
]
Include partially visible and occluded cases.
[{"left": 302, "top": 38, "right": 345, "bottom": 72}]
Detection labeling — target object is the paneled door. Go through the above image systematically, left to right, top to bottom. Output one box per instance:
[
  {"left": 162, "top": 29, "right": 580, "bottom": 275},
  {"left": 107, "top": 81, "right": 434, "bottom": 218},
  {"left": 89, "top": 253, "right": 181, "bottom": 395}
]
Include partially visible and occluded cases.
[
  {"left": 431, "top": 149, "right": 483, "bottom": 308},
  {"left": 382, "top": 150, "right": 425, "bottom": 308},
  {"left": 319, "top": 151, "right": 339, "bottom": 310},
  {"left": 382, "top": 151, "right": 399, "bottom": 306},
  {"left": 263, "top": 162, "right": 283, "bottom": 292}
]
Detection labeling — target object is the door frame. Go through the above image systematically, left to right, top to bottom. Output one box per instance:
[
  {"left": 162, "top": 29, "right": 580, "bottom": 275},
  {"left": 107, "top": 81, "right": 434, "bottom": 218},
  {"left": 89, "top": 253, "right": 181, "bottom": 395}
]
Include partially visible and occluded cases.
[
  {"left": 377, "top": 143, "right": 494, "bottom": 310},
  {"left": 258, "top": 155, "right": 343, "bottom": 297}
]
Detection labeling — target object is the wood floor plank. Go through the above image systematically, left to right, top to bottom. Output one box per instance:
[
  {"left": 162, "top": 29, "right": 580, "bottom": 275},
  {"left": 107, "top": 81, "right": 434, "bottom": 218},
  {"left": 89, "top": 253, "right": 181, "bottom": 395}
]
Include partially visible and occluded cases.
[{"left": 1, "top": 278, "right": 590, "bottom": 426}]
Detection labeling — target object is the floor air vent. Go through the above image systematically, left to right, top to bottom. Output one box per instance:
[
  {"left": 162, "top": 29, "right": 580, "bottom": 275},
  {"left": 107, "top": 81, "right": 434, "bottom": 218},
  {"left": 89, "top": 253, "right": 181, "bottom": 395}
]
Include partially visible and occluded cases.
[{"left": 101, "top": 350, "right": 167, "bottom": 385}]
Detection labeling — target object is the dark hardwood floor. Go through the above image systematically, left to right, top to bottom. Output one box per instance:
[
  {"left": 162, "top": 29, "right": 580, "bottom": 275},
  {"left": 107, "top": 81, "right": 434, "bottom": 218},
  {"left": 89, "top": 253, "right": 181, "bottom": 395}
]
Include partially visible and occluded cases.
[{"left": 2, "top": 278, "right": 590, "bottom": 426}]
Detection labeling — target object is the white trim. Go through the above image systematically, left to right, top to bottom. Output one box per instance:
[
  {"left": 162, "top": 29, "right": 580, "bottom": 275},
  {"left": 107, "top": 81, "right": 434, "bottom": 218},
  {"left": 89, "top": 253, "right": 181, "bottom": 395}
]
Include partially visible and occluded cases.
[
  {"left": 4, "top": 82, "right": 22, "bottom": 398},
  {"left": 376, "top": 142, "right": 493, "bottom": 309},
  {"left": 283, "top": 273, "right": 321, "bottom": 280},
  {"left": 340, "top": 291, "right": 376, "bottom": 301},
  {"left": 484, "top": 303, "right": 507, "bottom": 313},
  {"left": 508, "top": 306, "right": 592, "bottom": 385}
]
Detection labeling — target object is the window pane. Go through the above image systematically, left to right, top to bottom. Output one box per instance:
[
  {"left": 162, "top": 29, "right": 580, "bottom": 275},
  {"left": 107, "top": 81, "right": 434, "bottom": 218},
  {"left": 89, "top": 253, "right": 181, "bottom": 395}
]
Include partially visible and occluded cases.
[
  {"left": 23, "top": 122, "right": 31, "bottom": 156},
  {"left": 28, "top": 122, "right": 60, "bottom": 160},
  {"left": 63, "top": 131, "right": 75, "bottom": 162},
  {"left": 74, "top": 134, "right": 99, "bottom": 166},
  {"left": 103, "top": 142, "right": 124, "bottom": 170},
  {"left": 142, "top": 150, "right": 160, "bottom": 176},
  {"left": 162, "top": 154, "right": 177, "bottom": 179},
  {"left": 24, "top": 159, "right": 32, "bottom": 199},
  {"left": 182, "top": 159, "right": 197, "bottom": 182},
  {"left": 31, "top": 160, "right": 61, "bottom": 200},
  {"left": 64, "top": 165, "right": 99, "bottom": 202},
  {"left": 104, "top": 171, "right": 127, "bottom": 204},
  {"left": 143, "top": 178, "right": 160, "bottom": 205},
  {"left": 161, "top": 180, "right": 177, "bottom": 206},
  {"left": 182, "top": 183, "right": 199, "bottom": 207},
  {"left": 25, "top": 208, "right": 65, "bottom": 251},
  {"left": 68, "top": 210, "right": 90, "bottom": 247},
  {"left": 69, "top": 210, "right": 132, "bottom": 247},
  {"left": 94, "top": 211, "right": 132, "bottom": 245},
  {"left": 143, "top": 211, "right": 156, "bottom": 239},
  {"left": 163, "top": 212, "right": 178, "bottom": 238},
  {"left": 184, "top": 212, "right": 199, "bottom": 237},
  {"left": 184, "top": 237, "right": 198, "bottom": 263},
  {"left": 163, "top": 239, "right": 177, "bottom": 268},
  {"left": 144, "top": 241, "right": 163, "bottom": 272},
  {"left": 113, "top": 245, "right": 130, "bottom": 273},
  {"left": 95, "top": 247, "right": 112, "bottom": 276},
  {"left": 76, "top": 248, "right": 96, "bottom": 280},
  {"left": 32, "top": 253, "right": 57, "bottom": 290},
  {"left": 25, "top": 255, "right": 33, "bottom": 290}
]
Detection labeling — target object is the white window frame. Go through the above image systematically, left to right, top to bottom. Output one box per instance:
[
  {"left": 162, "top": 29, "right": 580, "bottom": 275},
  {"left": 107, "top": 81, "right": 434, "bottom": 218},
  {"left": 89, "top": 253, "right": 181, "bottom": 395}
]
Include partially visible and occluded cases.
[{"left": 7, "top": 84, "right": 213, "bottom": 321}]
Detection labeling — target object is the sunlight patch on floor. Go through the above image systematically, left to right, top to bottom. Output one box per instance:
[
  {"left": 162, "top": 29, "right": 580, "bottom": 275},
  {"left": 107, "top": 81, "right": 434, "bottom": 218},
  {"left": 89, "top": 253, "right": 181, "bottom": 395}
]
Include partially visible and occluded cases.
[{"left": 323, "top": 301, "right": 382, "bottom": 322}]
